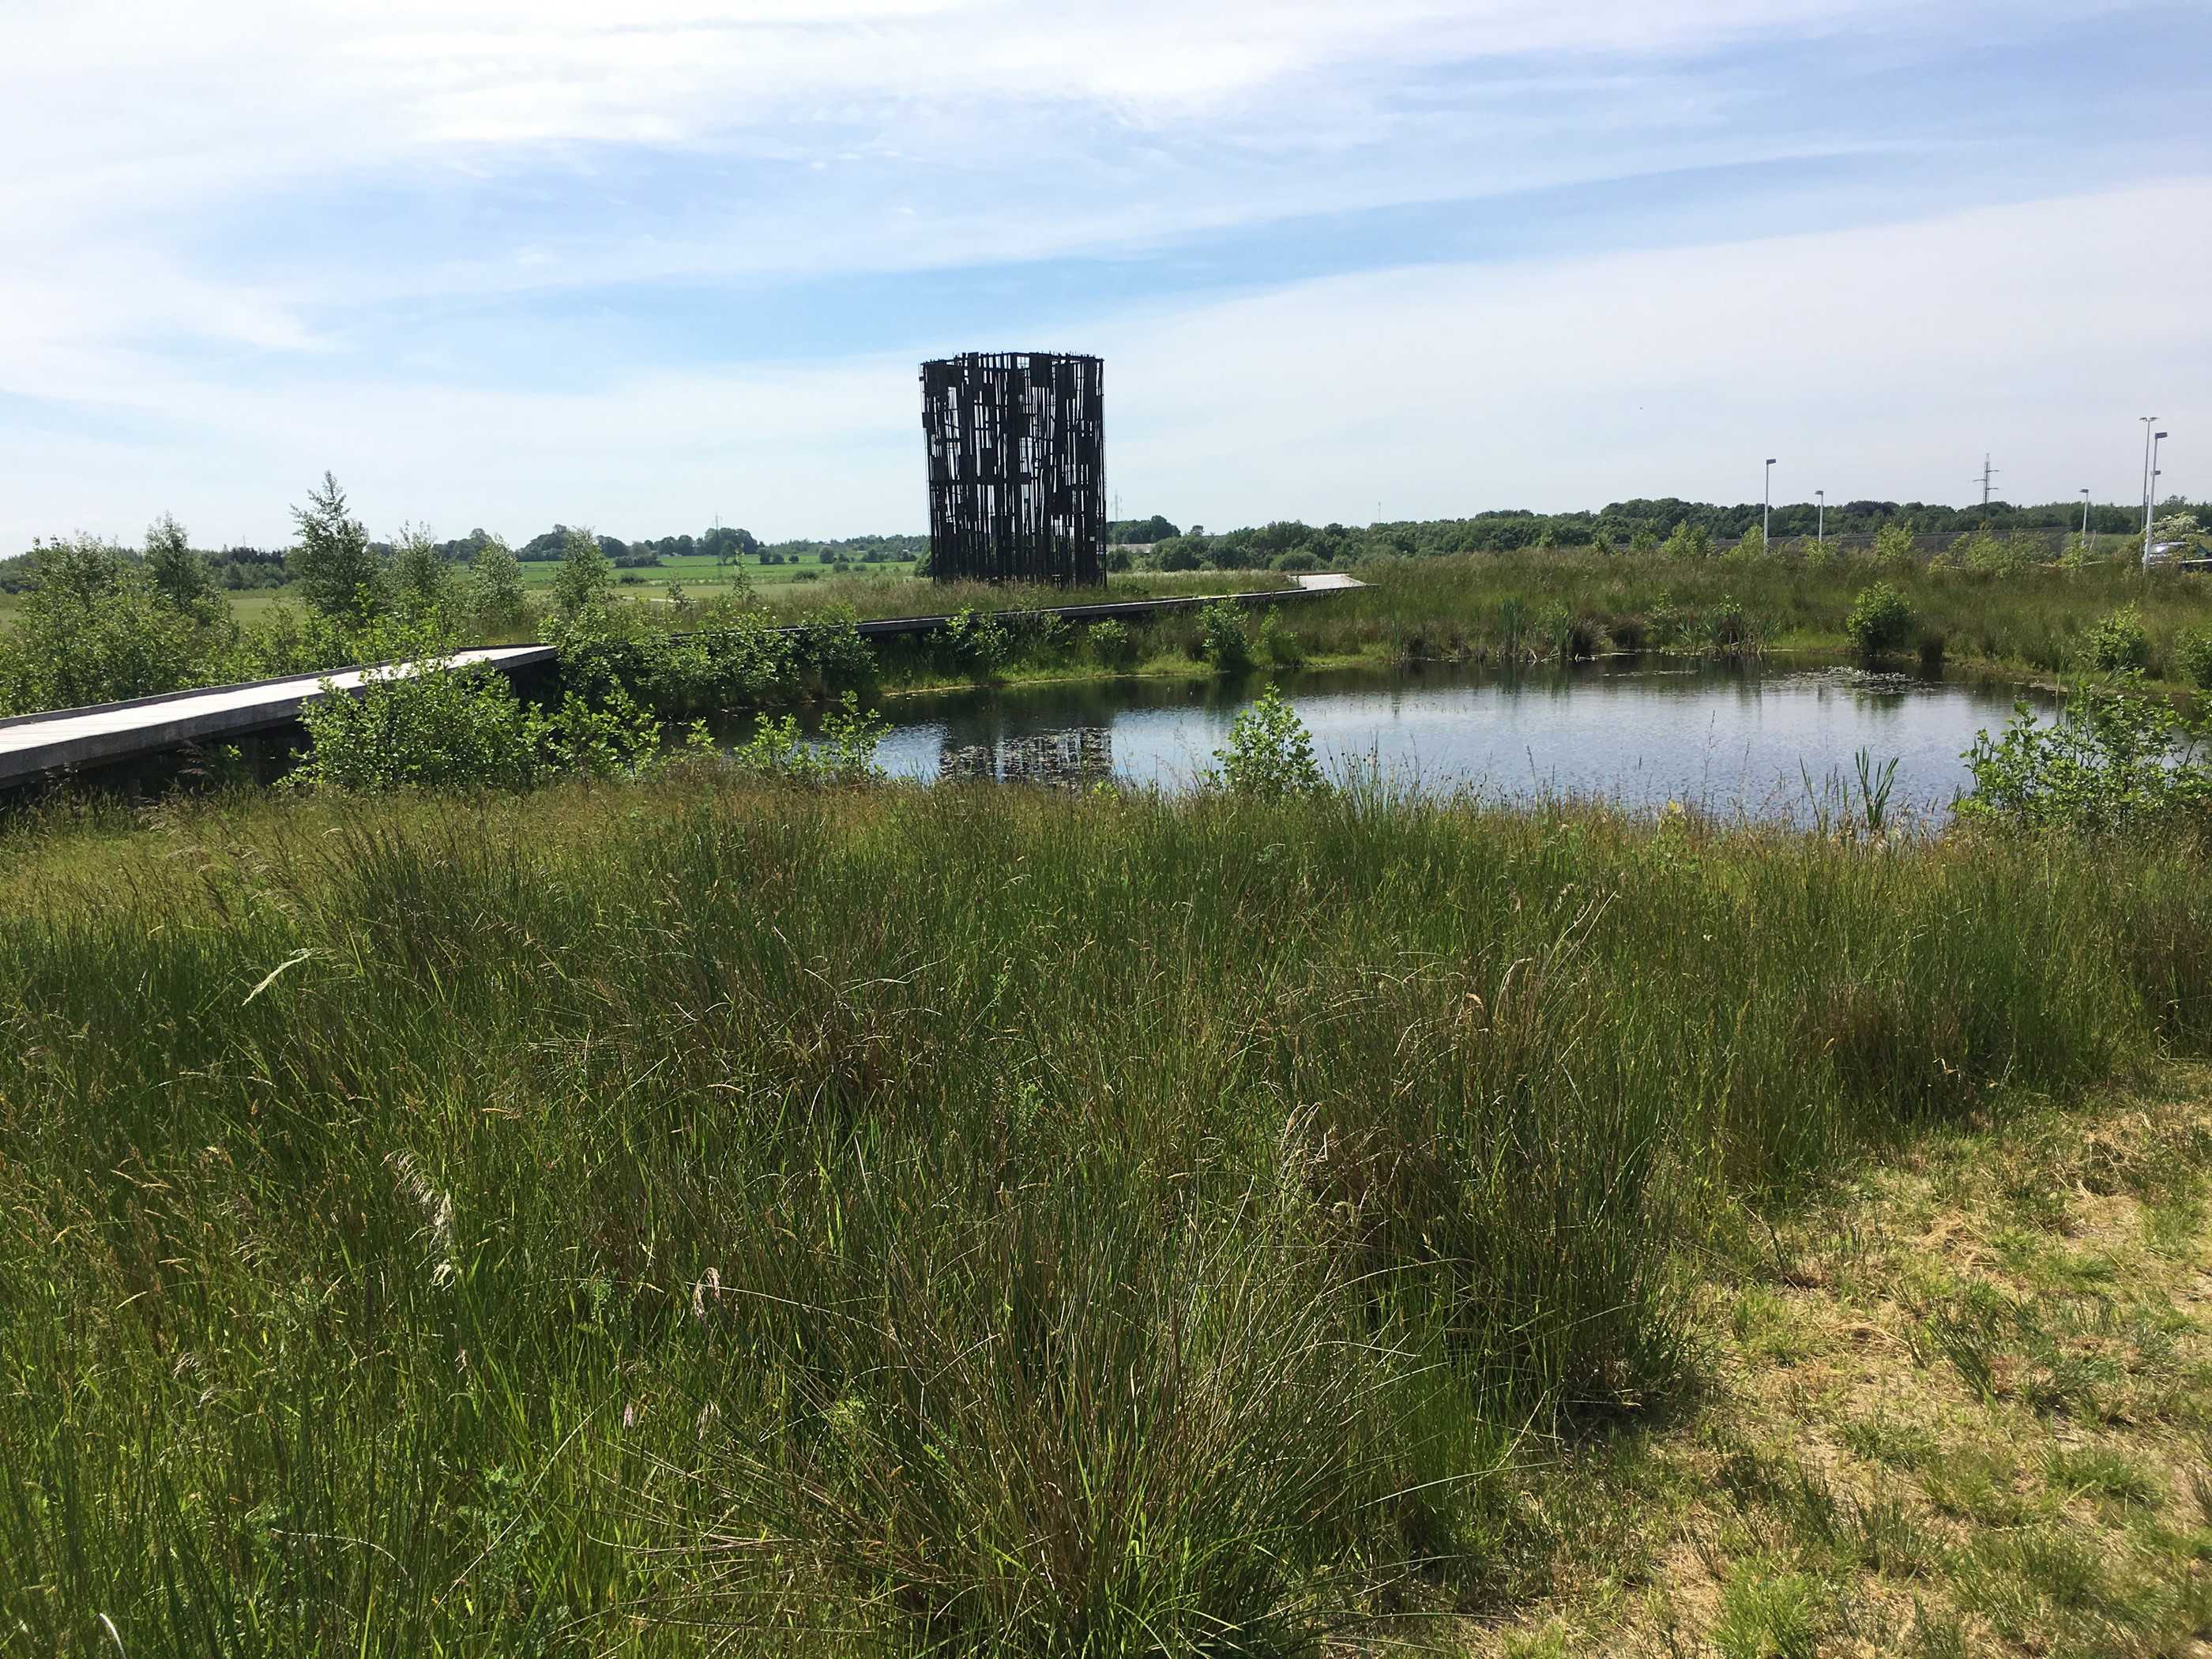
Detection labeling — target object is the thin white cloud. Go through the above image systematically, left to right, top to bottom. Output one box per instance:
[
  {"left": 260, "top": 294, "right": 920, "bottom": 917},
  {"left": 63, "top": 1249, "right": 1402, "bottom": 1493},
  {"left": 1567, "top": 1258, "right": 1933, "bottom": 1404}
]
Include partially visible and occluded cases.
[{"left": 6, "top": 181, "right": 2201, "bottom": 548}]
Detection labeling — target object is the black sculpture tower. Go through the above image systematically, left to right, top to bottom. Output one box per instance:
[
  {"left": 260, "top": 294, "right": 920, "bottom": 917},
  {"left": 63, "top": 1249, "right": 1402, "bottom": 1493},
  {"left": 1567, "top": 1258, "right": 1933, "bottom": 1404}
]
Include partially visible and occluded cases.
[{"left": 920, "top": 352, "right": 1105, "bottom": 586}]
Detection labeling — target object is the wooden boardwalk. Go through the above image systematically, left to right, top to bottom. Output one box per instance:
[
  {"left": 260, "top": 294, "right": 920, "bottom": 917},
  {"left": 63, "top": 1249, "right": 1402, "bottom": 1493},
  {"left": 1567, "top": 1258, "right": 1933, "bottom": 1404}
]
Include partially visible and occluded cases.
[{"left": 0, "top": 575, "right": 1363, "bottom": 787}]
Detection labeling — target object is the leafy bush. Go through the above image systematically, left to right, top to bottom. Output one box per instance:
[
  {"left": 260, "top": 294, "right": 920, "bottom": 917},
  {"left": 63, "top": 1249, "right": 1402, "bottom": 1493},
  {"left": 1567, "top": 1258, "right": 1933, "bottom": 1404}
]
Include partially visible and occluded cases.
[
  {"left": 144, "top": 514, "right": 220, "bottom": 620},
  {"left": 1873, "top": 521, "right": 1917, "bottom": 570},
  {"left": 1725, "top": 524, "right": 1767, "bottom": 564},
  {"left": 0, "top": 536, "right": 209, "bottom": 715},
  {"left": 1272, "top": 550, "right": 1320, "bottom": 574},
  {"left": 1846, "top": 582, "right": 1915, "bottom": 655},
  {"left": 1198, "top": 601, "right": 1254, "bottom": 672},
  {"left": 790, "top": 604, "right": 876, "bottom": 690},
  {"left": 2086, "top": 606, "right": 2150, "bottom": 674},
  {"left": 551, "top": 607, "right": 802, "bottom": 718},
  {"left": 939, "top": 607, "right": 1013, "bottom": 679},
  {"left": 1258, "top": 614, "right": 1307, "bottom": 668},
  {"left": 1087, "top": 618, "right": 1138, "bottom": 669},
  {"left": 2178, "top": 627, "right": 2212, "bottom": 690},
  {"left": 291, "top": 637, "right": 664, "bottom": 793},
  {"left": 291, "top": 653, "right": 544, "bottom": 792},
  {"left": 1959, "top": 683, "right": 2212, "bottom": 835},
  {"left": 1211, "top": 687, "right": 1326, "bottom": 798},
  {"left": 724, "top": 692, "right": 887, "bottom": 783}
]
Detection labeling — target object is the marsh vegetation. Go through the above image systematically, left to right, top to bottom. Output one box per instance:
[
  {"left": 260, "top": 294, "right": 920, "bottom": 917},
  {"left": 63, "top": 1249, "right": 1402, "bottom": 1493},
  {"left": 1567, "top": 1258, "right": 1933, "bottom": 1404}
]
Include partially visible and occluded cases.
[{"left": 6, "top": 759, "right": 2212, "bottom": 1653}]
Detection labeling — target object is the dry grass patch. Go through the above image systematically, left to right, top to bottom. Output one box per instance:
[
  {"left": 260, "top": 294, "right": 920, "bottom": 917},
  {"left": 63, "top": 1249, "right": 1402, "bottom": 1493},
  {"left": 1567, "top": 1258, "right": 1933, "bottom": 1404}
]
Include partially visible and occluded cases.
[{"left": 1469, "top": 1067, "right": 2212, "bottom": 1658}]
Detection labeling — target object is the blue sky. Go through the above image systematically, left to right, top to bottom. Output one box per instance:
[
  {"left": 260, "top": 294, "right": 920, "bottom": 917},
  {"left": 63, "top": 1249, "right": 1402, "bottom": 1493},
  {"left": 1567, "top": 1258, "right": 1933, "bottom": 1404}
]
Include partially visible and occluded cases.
[{"left": 2, "top": 0, "right": 2206, "bottom": 548}]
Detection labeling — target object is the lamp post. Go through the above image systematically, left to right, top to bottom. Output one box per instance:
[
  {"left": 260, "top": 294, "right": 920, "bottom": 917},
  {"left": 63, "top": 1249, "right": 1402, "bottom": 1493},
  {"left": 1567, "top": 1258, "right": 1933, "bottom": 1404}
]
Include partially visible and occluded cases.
[
  {"left": 2141, "top": 417, "right": 2160, "bottom": 562},
  {"left": 2146, "top": 431, "right": 2169, "bottom": 561},
  {"left": 1764, "top": 458, "right": 1776, "bottom": 547},
  {"left": 2080, "top": 488, "right": 2091, "bottom": 550},
  {"left": 1815, "top": 489, "right": 1825, "bottom": 549}
]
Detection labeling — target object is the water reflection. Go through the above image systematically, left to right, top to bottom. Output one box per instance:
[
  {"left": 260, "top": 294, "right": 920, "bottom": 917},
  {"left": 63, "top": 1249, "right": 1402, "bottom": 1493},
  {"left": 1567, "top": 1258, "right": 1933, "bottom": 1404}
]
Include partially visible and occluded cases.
[
  {"left": 724, "top": 657, "right": 2052, "bottom": 826},
  {"left": 939, "top": 725, "right": 1114, "bottom": 788}
]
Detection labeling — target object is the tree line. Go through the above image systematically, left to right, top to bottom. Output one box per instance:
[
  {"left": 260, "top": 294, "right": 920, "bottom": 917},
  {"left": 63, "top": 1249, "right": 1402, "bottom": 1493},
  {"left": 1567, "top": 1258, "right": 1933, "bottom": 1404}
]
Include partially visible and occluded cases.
[{"left": 9, "top": 489, "right": 2204, "bottom": 600}]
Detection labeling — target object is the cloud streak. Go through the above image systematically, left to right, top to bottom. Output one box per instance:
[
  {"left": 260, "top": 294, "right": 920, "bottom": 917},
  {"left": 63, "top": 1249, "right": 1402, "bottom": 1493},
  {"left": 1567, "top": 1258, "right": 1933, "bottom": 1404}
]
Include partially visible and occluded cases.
[{"left": 0, "top": 1, "right": 2203, "bottom": 547}]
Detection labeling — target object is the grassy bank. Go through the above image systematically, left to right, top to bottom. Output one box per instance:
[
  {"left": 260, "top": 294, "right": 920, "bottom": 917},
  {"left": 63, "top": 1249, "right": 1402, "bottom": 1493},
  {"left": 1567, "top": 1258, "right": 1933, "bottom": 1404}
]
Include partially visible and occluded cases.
[
  {"left": 7, "top": 538, "right": 2209, "bottom": 735},
  {"left": 1292, "top": 552, "right": 2212, "bottom": 687},
  {"left": 5, "top": 777, "right": 2210, "bottom": 1654}
]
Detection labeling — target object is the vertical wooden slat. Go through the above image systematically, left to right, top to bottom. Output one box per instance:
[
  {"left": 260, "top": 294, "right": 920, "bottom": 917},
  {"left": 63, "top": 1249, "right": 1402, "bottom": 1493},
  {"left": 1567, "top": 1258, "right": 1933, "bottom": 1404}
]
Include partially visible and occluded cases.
[{"left": 920, "top": 352, "right": 1105, "bottom": 588}]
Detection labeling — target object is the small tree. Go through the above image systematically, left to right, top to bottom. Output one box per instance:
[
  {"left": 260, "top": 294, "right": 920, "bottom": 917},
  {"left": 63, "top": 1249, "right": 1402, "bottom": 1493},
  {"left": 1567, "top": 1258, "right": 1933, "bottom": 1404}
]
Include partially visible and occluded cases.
[
  {"left": 291, "top": 472, "right": 384, "bottom": 623},
  {"left": 144, "top": 514, "right": 220, "bottom": 619},
  {"left": 1872, "top": 521, "right": 1917, "bottom": 569},
  {"left": 389, "top": 522, "right": 453, "bottom": 622},
  {"left": 551, "top": 526, "right": 615, "bottom": 620},
  {"left": 468, "top": 534, "right": 528, "bottom": 633},
  {"left": 1211, "top": 687, "right": 1326, "bottom": 799}
]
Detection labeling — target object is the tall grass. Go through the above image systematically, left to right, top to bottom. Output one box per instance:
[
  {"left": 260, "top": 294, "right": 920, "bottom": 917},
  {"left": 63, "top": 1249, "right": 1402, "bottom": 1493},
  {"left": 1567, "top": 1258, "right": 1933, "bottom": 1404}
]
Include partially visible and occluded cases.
[
  {"left": 1288, "top": 551, "right": 2212, "bottom": 680},
  {"left": 2, "top": 780, "right": 2207, "bottom": 1653}
]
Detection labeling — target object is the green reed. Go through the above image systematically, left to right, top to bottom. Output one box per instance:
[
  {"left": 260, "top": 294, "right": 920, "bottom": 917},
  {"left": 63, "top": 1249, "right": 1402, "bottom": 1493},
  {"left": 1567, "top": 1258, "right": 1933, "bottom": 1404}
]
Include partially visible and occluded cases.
[{"left": 2, "top": 779, "right": 2206, "bottom": 1654}]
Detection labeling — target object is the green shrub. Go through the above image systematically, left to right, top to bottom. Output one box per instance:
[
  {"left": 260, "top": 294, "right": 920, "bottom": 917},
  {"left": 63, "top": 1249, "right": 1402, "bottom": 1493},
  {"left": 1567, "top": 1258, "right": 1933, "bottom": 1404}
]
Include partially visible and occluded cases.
[
  {"left": 1873, "top": 521, "right": 1917, "bottom": 570},
  {"left": 1725, "top": 524, "right": 1768, "bottom": 564},
  {"left": 0, "top": 536, "right": 208, "bottom": 715},
  {"left": 1272, "top": 550, "right": 1320, "bottom": 574},
  {"left": 1847, "top": 582, "right": 1915, "bottom": 655},
  {"left": 1198, "top": 601, "right": 1254, "bottom": 672},
  {"left": 790, "top": 604, "right": 877, "bottom": 690},
  {"left": 2086, "top": 606, "right": 2150, "bottom": 673},
  {"left": 939, "top": 607, "right": 1012, "bottom": 679},
  {"left": 1258, "top": 614, "right": 1307, "bottom": 668},
  {"left": 1087, "top": 618, "right": 1138, "bottom": 669},
  {"left": 2178, "top": 627, "right": 2212, "bottom": 690},
  {"left": 291, "top": 639, "right": 663, "bottom": 793},
  {"left": 291, "top": 653, "right": 545, "bottom": 792},
  {"left": 1959, "top": 683, "right": 2212, "bottom": 834},
  {"left": 1210, "top": 686, "right": 1325, "bottom": 797},
  {"left": 724, "top": 692, "right": 887, "bottom": 783}
]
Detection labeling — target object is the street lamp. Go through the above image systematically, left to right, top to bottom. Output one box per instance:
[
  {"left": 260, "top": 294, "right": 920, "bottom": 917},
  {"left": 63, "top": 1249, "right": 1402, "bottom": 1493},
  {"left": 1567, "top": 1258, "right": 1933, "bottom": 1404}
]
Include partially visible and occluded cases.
[
  {"left": 2141, "top": 416, "right": 2161, "bottom": 562},
  {"left": 2146, "top": 431, "right": 2169, "bottom": 560},
  {"left": 1764, "top": 458, "right": 1777, "bottom": 546},
  {"left": 2079, "top": 488, "right": 2092, "bottom": 550},
  {"left": 1815, "top": 489, "right": 1825, "bottom": 549}
]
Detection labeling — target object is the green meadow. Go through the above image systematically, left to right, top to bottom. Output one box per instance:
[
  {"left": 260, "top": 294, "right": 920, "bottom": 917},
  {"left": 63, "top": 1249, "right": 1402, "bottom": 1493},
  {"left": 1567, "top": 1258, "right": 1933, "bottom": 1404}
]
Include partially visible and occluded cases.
[{"left": 6, "top": 771, "right": 2212, "bottom": 1654}]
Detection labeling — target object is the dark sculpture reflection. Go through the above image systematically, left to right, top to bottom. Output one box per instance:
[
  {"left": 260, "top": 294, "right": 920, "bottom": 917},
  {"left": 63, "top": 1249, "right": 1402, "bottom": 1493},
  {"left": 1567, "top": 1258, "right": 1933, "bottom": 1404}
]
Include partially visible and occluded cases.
[{"left": 939, "top": 725, "right": 1113, "bottom": 788}]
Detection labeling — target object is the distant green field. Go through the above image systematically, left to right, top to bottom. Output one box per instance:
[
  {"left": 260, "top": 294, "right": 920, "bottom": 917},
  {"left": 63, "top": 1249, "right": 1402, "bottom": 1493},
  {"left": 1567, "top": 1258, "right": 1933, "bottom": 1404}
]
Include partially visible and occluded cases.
[{"left": 516, "top": 552, "right": 920, "bottom": 589}]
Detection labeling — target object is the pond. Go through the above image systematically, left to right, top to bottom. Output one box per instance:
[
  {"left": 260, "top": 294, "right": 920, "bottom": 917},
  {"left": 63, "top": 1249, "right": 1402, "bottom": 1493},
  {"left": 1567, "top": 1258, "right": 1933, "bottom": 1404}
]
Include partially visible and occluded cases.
[{"left": 743, "top": 659, "right": 2056, "bottom": 825}]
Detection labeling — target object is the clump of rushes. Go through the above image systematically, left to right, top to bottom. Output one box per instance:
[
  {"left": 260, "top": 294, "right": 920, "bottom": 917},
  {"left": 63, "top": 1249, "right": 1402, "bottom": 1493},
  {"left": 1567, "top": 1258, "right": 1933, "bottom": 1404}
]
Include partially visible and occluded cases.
[{"left": 2, "top": 766, "right": 2210, "bottom": 1652}]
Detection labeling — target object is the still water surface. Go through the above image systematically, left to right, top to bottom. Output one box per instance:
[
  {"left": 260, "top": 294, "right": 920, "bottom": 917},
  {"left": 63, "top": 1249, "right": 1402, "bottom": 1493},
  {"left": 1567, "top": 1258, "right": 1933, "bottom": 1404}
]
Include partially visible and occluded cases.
[{"left": 758, "top": 660, "right": 2054, "bottom": 824}]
